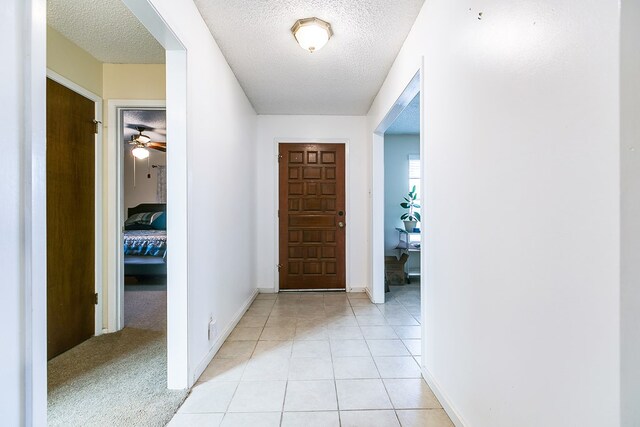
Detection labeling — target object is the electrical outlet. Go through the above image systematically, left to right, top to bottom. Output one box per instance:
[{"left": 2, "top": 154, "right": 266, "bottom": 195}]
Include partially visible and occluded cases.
[{"left": 208, "top": 318, "right": 217, "bottom": 341}]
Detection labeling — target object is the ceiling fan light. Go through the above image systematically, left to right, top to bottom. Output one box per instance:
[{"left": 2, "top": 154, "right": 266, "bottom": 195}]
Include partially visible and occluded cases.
[
  {"left": 292, "top": 17, "right": 333, "bottom": 53},
  {"left": 137, "top": 134, "right": 151, "bottom": 144},
  {"left": 132, "top": 146, "right": 150, "bottom": 159}
]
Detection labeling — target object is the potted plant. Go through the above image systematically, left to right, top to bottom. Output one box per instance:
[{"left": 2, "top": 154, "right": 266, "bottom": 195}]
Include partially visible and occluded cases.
[{"left": 400, "top": 185, "right": 421, "bottom": 232}]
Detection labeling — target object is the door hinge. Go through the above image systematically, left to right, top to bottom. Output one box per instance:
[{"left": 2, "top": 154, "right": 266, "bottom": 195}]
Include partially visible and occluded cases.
[
  {"left": 93, "top": 119, "right": 102, "bottom": 134},
  {"left": 277, "top": 154, "right": 283, "bottom": 162},
  {"left": 278, "top": 210, "right": 280, "bottom": 218},
  {"left": 277, "top": 264, "right": 283, "bottom": 272},
  {"left": 94, "top": 292, "right": 99, "bottom": 305}
]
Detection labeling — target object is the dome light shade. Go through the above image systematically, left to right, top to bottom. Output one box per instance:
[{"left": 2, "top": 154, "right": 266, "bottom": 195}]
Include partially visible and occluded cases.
[
  {"left": 291, "top": 17, "right": 333, "bottom": 53},
  {"left": 137, "top": 134, "right": 151, "bottom": 144},
  {"left": 132, "top": 146, "right": 150, "bottom": 159}
]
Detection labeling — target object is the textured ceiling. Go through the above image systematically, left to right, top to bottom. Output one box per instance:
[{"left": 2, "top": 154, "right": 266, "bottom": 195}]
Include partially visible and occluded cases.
[
  {"left": 47, "top": 0, "right": 165, "bottom": 64},
  {"left": 193, "top": 0, "right": 425, "bottom": 115},
  {"left": 386, "top": 92, "right": 420, "bottom": 135},
  {"left": 122, "top": 110, "right": 167, "bottom": 143}
]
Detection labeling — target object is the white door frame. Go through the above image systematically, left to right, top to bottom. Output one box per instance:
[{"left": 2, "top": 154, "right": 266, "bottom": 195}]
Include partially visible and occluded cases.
[
  {"left": 21, "top": 0, "right": 48, "bottom": 423},
  {"left": 120, "top": 0, "right": 189, "bottom": 391},
  {"left": 46, "top": 69, "right": 104, "bottom": 336},
  {"left": 371, "top": 69, "right": 422, "bottom": 304},
  {"left": 106, "top": 101, "right": 166, "bottom": 333},
  {"left": 273, "top": 138, "right": 351, "bottom": 293}
]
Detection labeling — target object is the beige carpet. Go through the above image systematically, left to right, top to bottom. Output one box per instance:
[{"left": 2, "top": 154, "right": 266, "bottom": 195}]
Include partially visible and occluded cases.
[{"left": 48, "top": 288, "right": 187, "bottom": 427}]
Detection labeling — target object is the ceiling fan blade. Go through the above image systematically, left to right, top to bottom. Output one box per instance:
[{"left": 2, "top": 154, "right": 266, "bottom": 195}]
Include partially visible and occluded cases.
[
  {"left": 124, "top": 123, "right": 166, "bottom": 133},
  {"left": 125, "top": 123, "right": 144, "bottom": 130},
  {"left": 147, "top": 142, "right": 166, "bottom": 152}
]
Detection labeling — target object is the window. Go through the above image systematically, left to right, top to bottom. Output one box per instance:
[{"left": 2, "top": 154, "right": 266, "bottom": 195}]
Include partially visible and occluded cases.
[{"left": 408, "top": 155, "right": 421, "bottom": 213}]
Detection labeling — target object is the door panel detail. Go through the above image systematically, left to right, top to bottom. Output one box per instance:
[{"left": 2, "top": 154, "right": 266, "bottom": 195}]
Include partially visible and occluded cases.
[
  {"left": 46, "top": 78, "right": 96, "bottom": 359},
  {"left": 278, "top": 143, "right": 346, "bottom": 290}
]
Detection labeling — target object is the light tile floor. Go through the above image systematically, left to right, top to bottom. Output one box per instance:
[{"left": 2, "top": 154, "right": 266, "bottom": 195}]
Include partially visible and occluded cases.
[{"left": 169, "top": 284, "right": 452, "bottom": 427}]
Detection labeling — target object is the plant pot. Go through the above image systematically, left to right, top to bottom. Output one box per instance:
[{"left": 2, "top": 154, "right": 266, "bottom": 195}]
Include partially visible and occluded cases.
[{"left": 403, "top": 220, "right": 417, "bottom": 232}]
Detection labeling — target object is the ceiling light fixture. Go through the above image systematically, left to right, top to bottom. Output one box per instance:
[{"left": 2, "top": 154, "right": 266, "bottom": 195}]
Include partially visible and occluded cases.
[
  {"left": 291, "top": 17, "right": 333, "bottom": 53},
  {"left": 130, "top": 127, "right": 152, "bottom": 159},
  {"left": 132, "top": 143, "right": 150, "bottom": 159}
]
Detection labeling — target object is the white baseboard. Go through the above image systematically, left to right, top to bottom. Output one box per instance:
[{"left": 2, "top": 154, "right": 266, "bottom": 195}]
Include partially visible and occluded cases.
[
  {"left": 348, "top": 286, "right": 367, "bottom": 293},
  {"left": 364, "top": 286, "right": 374, "bottom": 302},
  {"left": 365, "top": 286, "right": 384, "bottom": 304},
  {"left": 257, "top": 287, "right": 277, "bottom": 294},
  {"left": 191, "top": 289, "right": 259, "bottom": 383},
  {"left": 421, "top": 366, "right": 467, "bottom": 427}
]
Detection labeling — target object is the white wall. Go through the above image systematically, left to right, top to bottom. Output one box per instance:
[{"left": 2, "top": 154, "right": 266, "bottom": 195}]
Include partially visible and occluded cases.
[
  {"left": 1, "top": 0, "right": 47, "bottom": 424},
  {"left": 146, "top": 0, "right": 258, "bottom": 384},
  {"left": 620, "top": 0, "right": 640, "bottom": 425},
  {"left": 368, "top": 1, "right": 621, "bottom": 426},
  {"left": 1, "top": 2, "right": 28, "bottom": 423},
  {"left": 255, "top": 115, "right": 368, "bottom": 292},
  {"left": 384, "top": 135, "right": 420, "bottom": 266},
  {"left": 123, "top": 149, "right": 166, "bottom": 210}
]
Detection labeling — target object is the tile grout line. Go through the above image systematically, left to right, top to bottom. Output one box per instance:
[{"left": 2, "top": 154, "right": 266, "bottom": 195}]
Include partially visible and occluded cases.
[
  {"left": 181, "top": 290, "right": 431, "bottom": 426},
  {"left": 329, "top": 314, "right": 342, "bottom": 427}
]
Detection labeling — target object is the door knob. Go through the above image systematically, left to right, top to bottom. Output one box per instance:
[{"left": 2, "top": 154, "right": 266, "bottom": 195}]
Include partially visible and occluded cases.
[{"left": 338, "top": 221, "right": 345, "bottom": 228}]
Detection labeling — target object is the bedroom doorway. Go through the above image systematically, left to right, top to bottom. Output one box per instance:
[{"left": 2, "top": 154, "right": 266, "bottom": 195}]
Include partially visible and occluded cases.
[
  {"left": 38, "top": 1, "right": 190, "bottom": 423},
  {"left": 118, "top": 107, "right": 167, "bottom": 331}
]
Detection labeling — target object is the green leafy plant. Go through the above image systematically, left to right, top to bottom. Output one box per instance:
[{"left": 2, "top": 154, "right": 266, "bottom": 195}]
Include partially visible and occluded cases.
[{"left": 400, "top": 186, "right": 421, "bottom": 222}]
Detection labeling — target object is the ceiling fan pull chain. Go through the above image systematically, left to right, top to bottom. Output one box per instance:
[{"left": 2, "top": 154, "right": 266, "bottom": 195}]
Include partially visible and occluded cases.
[{"left": 133, "top": 153, "right": 136, "bottom": 188}]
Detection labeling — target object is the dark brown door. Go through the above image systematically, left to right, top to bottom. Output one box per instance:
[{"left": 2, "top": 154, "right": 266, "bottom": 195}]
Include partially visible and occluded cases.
[
  {"left": 47, "top": 78, "right": 95, "bottom": 360},
  {"left": 279, "top": 143, "right": 346, "bottom": 290}
]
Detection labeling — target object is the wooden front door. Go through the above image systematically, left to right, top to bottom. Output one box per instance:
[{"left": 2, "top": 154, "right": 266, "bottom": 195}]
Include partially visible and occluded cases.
[
  {"left": 47, "top": 78, "right": 96, "bottom": 360},
  {"left": 279, "top": 143, "right": 346, "bottom": 290}
]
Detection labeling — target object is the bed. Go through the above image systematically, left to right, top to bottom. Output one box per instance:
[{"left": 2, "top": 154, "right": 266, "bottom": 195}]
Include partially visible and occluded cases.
[{"left": 124, "top": 203, "right": 167, "bottom": 277}]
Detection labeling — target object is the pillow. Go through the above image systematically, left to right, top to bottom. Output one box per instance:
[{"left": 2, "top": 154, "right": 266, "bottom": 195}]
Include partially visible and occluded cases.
[
  {"left": 125, "top": 212, "right": 163, "bottom": 230},
  {"left": 150, "top": 212, "right": 166, "bottom": 230}
]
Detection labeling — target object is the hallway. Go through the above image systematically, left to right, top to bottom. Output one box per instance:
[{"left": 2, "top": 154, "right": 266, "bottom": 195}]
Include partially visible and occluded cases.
[{"left": 169, "top": 289, "right": 452, "bottom": 426}]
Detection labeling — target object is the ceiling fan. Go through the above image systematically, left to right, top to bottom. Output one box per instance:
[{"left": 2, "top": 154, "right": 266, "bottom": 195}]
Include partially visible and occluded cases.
[{"left": 128, "top": 126, "right": 166, "bottom": 159}]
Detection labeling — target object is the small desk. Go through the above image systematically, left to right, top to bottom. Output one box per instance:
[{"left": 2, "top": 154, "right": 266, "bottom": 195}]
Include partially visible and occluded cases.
[{"left": 395, "top": 228, "right": 421, "bottom": 280}]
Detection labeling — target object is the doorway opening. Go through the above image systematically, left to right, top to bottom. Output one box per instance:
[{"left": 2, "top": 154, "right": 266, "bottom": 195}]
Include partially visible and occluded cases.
[
  {"left": 27, "top": 0, "right": 191, "bottom": 422},
  {"left": 44, "top": 0, "right": 190, "bottom": 424},
  {"left": 371, "top": 69, "right": 423, "bottom": 359},
  {"left": 382, "top": 91, "right": 421, "bottom": 315},
  {"left": 119, "top": 108, "right": 167, "bottom": 331}
]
